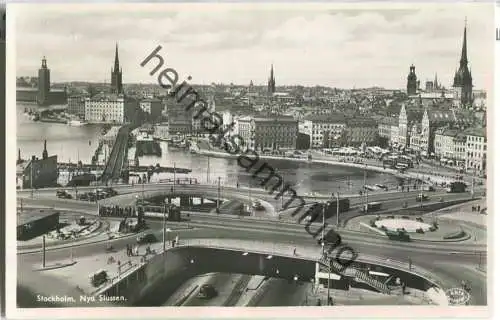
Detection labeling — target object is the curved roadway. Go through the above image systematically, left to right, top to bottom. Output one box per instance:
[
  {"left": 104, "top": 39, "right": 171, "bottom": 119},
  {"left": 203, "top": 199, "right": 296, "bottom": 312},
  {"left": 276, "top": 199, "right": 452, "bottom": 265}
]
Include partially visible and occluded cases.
[{"left": 17, "top": 183, "right": 487, "bottom": 306}]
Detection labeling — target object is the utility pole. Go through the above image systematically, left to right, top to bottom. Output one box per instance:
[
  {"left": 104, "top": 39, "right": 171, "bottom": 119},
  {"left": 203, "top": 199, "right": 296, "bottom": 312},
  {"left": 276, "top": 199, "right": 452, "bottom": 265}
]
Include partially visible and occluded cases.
[
  {"left": 207, "top": 156, "right": 210, "bottom": 183},
  {"left": 173, "top": 162, "right": 176, "bottom": 193},
  {"left": 30, "top": 163, "right": 33, "bottom": 199},
  {"left": 364, "top": 164, "right": 368, "bottom": 209},
  {"left": 471, "top": 167, "right": 475, "bottom": 199},
  {"left": 217, "top": 177, "right": 221, "bottom": 213},
  {"left": 248, "top": 181, "right": 251, "bottom": 203},
  {"left": 336, "top": 192, "right": 340, "bottom": 227},
  {"left": 322, "top": 202, "right": 326, "bottom": 256},
  {"left": 162, "top": 203, "right": 167, "bottom": 252},
  {"left": 42, "top": 235, "right": 46, "bottom": 268},
  {"left": 327, "top": 258, "right": 331, "bottom": 305}
]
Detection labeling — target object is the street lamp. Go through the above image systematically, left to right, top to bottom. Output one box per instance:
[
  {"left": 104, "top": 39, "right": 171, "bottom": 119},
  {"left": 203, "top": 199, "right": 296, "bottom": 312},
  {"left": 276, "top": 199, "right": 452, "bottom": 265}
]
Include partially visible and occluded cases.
[
  {"left": 216, "top": 176, "right": 221, "bottom": 213},
  {"left": 335, "top": 192, "right": 340, "bottom": 227},
  {"left": 162, "top": 200, "right": 169, "bottom": 252},
  {"left": 321, "top": 201, "right": 326, "bottom": 256},
  {"left": 327, "top": 257, "right": 332, "bottom": 305}
]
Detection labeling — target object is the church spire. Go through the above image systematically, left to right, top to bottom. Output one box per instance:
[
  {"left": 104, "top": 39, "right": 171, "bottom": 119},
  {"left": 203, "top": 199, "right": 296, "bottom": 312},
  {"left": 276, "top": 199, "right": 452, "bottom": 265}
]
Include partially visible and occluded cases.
[
  {"left": 460, "top": 18, "right": 468, "bottom": 66},
  {"left": 114, "top": 43, "right": 120, "bottom": 72},
  {"left": 268, "top": 64, "right": 276, "bottom": 94},
  {"left": 42, "top": 140, "right": 48, "bottom": 160}
]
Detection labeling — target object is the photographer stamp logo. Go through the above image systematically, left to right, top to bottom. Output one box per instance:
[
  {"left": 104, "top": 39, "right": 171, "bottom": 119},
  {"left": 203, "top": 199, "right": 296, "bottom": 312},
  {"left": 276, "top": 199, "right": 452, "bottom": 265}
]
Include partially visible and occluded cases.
[{"left": 445, "top": 288, "right": 471, "bottom": 305}]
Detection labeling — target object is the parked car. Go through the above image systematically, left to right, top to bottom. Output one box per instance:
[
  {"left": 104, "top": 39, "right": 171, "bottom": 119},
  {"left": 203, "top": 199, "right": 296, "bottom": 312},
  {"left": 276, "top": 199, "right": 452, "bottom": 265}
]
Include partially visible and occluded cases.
[
  {"left": 416, "top": 193, "right": 429, "bottom": 201},
  {"left": 136, "top": 233, "right": 157, "bottom": 244},
  {"left": 198, "top": 284, "right": 218, "bottom": 299}
]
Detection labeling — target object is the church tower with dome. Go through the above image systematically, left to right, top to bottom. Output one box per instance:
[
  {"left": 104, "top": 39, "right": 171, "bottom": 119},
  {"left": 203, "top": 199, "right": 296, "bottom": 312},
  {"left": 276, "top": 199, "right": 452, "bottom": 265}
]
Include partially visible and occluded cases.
[{"left": 452, "top": 21, "right": 473, "bottom": 108}]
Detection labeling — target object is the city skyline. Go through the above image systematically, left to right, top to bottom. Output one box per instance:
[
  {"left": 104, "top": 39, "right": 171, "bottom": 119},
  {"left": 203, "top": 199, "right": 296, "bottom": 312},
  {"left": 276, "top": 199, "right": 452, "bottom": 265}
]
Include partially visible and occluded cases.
[{"left": 13, "top": 3, "right": 493, "bottom": 89}]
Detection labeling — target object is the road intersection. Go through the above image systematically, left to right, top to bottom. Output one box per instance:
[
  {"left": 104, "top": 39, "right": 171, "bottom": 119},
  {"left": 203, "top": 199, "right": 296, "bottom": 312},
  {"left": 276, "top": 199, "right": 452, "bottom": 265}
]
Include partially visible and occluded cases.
[{"left": 16, "top": 182, "right": 487, "bottom": 306}]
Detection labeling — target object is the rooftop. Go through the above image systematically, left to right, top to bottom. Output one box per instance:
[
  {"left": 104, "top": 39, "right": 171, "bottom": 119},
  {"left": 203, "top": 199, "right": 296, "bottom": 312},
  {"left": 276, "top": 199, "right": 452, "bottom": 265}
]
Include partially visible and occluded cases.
[
  {"left": 16, "top": 87, "right": 38, "bottom": 92},
  {"left": 89, "top": 93, "right": 125, "bottom": 101},
  {"left": 304, "top": 114, "right": 346, "bottom": 123},
  {"left": 464, "top": 126, "right": 486, "bottom": 138},
  {"left": 17, "top": 209, "right": 60, "bottom": 227}
]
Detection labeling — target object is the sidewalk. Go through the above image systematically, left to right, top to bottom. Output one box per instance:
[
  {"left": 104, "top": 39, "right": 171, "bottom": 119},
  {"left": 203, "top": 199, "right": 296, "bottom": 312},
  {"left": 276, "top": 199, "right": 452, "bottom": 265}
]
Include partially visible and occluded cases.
[
  {"left": 429, "top": 199, "right": 487, "bottom": 227},
  {"left": 33, "top": 237, "right": 448, "bottom": 299}
]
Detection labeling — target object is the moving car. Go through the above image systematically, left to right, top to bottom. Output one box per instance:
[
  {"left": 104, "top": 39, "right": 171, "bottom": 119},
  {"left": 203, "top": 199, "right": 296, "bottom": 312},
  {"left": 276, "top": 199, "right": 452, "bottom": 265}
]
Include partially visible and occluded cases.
[
  {"left": 56, "top": 190, "right": 72, "bottom": 199},
  {"left": 416, "top": 193, "right": 429, "bottom": 201},
  {"left": 317, "top": 229, "right": 342, "bottom": 247},
  {"left": 136, "top": 233, "right": 157, "bottom": 244},
  {"left": 89, "top": 269, "right": 108, "bottom": 287},
  {"left": 198, "top": 284, "right": 218, "bottom": 299}
]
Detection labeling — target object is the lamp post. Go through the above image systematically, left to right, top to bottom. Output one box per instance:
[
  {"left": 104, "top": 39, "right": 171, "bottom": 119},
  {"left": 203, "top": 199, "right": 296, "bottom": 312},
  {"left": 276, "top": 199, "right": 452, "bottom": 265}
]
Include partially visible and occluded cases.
[
  {"left": 206, "top": 156, "right": 210, "bottom": 184},
  {"left": 173, "top": 162, "right": 176, "bottom": 194},
  {"left": 30, "top": 164, "right": 33, "bottom": 199},
  {"left": 363, "top": 164, "right": 368, "bottom": 209},
  {"left": 471, "top": 167, "right": 476, "bottom": 199},
  {"left": 216, "top": 176, "right": 221, "bottom": 213},
  {"left": 248, "top": 181, "right": 252, "bottom": 208},
  {"left": 335, "top": 192, "right": 340, "bottom": 227},
  {"left": 162, "top": 201, "right": 168, "bottom": 252},
  {"left": 321, "top": 202, "right": 326, "bottom": 256}
]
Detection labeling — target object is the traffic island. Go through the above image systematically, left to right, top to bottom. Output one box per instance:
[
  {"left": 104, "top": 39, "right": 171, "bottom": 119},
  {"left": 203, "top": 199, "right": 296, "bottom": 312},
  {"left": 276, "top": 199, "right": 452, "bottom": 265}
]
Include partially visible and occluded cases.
[{"left": 347, "top": 214, "right": 470, "bottom": 242}]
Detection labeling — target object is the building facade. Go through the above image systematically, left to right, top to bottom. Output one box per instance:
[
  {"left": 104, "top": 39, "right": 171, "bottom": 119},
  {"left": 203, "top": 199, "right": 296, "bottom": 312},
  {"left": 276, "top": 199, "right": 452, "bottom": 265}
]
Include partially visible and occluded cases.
[
  {"left": 84, "top": 93, "right": 136, "bottom": 124},
  {"left": 67, "top": 94, "right": 88, "bottom": 118},
  {"left": 167, "top": 99, "right": 193, "bottom": 135},
  {"left": 300, "top": 115, "right": 346, "bottom": 149},
  {"left": 238, "top": 116, "right": 298, "bottom": 151},
  {"left": 341, "top": 117, "right": 378, "bottom": 147},
  {"left": 378, "top": 117, "right": 399, "bottom": 146},
  {"left": 465, "top": 127, "right": 486, "bottom": 172},
  {"left": 434, "top": 128, "right": 467, "bottom": 167},
  {"left": 21, "top": 141, "right": 58, "bottom": 189}
]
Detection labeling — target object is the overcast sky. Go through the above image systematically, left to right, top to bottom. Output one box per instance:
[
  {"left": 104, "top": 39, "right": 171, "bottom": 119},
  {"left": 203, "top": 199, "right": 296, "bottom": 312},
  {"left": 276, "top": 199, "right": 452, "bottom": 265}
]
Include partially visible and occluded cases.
[{"left": 12, "top": 3, "right": 494, "bottom": 89}]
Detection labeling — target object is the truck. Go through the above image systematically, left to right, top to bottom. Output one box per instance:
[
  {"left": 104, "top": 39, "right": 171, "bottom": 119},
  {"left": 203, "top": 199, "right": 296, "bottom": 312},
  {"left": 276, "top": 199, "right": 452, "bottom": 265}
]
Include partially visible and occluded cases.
[
  {"left": 447, "top": 181, "right": 467, "bottom": 193},
  {"left": 305, "top": 199, "right": 350, "bottom": 223},
  {"left": 359, "top": 202, "right": 382, "bottom": 213}
]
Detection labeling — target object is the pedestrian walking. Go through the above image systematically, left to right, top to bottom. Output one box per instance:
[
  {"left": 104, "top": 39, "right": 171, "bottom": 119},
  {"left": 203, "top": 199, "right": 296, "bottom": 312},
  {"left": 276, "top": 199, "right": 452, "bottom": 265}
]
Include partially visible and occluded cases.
[
  {"left": 134, "top": 245, "right": 139, "bottom": 256},
  {"left": 293, "top": 247, "right": 297, "bottom": 256},
  {"left": 408, "top": 257, "right": 412, "bottom": 270}
]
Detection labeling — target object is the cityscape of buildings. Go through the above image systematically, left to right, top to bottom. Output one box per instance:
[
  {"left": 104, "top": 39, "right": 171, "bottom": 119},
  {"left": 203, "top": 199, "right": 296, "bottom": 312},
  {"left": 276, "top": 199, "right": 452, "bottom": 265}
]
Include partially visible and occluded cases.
[
  {"left": 12, "top": 5, "right": 491, "bottom": 312},
  {"left": 16, "top": 22, "right": 487, "bottom": 175}
]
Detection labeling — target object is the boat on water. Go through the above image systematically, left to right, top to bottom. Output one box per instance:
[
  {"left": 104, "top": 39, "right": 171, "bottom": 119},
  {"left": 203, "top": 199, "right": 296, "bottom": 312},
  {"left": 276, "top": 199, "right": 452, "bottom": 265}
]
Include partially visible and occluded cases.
[{"left": 67, "top": 120, "right": 88, "bottom": 127}]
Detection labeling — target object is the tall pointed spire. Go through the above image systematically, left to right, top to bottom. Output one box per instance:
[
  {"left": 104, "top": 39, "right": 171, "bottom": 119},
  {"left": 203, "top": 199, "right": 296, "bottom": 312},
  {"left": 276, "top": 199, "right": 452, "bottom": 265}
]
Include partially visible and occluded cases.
[
  {"left": 460, "top": 17, "right": 468, "bottom": 66},
  {"left": 114, "top": 43, "right": 120, "bottom": 72},
  {"left": 268, "top": 64, "right": 276, "bottom": 94},
  {"left": 42, "top": 140, "right": 48, "bottom": 160}
]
